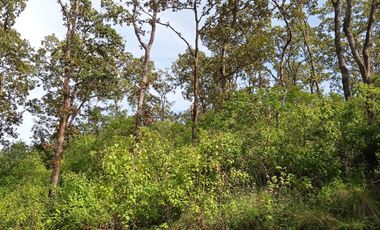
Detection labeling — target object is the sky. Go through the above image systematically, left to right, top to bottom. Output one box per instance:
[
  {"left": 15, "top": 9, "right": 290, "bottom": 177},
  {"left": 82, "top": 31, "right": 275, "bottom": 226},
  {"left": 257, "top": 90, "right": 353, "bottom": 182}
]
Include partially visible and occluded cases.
[{"left": 14, "top": 0, "right": 197, "bottom": 143}]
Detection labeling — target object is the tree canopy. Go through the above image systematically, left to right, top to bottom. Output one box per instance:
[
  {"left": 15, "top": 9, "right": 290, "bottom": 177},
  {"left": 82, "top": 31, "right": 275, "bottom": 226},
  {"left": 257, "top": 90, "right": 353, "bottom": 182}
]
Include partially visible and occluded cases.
[{"left": 1, "top": 0, "right": 380, "bottom": 229}]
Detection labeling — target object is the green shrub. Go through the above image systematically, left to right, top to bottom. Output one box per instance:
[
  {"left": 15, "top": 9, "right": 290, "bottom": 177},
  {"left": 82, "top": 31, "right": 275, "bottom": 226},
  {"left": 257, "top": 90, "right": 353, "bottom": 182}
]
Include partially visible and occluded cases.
[
  {"left": 0, "top": 151, "right": 49, "bottom": 229},
  {"left": 51, "top": 173, "right": 112, "bottom": 229}
]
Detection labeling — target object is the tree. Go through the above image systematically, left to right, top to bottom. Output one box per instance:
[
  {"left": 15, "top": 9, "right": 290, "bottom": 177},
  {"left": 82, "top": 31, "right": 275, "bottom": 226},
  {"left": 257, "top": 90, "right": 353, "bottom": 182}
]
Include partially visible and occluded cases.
[
  {"left": 0, "top": 0, "right": 34, "bottom": 146},
  {"left": 33, "top": 0, "right": 127, "bottom": 197},
  {"left": 102, "top": 0, "right": 167, "bottom": 140},
  {"left": 159, "top": 0, "right": 215, "bottom": 145},
  {"left": 201, "top": 0, "right": 271, "bottom": 105},
  {"left": 272, "top": 0, "right": 294, "bottom": 87},
  {"left": 331, "top": 0, "right": 352, "bottom": 100},
  {"left": 342, "top": 0, "right": 380, "bottom": 170},
  {"left": 343, "top": 0, "right": 379, "bottom": 85},
  {"left": 295, "top": 1, "right": 323, "bottom": 94},
  {"left": 172, "top": 49, "right": 217, "bottom": 113},
  {"left": 126, "top": 57, "right": 172, "bottom": 125},
  {"left": 151, "top": 69, "right": 174, "bottom": 122}
]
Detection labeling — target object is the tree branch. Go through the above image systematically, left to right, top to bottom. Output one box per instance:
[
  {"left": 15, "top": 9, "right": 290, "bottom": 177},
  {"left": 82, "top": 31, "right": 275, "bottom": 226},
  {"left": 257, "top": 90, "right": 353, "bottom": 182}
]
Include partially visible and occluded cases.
[
  {"left": 57, "top": 0, "right": 69, "bottom": 18},
  {"left": 343, "top": 0, "right": 366, "bottom": 80},
  {"left": 157, "top": 20, "right": 194, "bottom": 56}
]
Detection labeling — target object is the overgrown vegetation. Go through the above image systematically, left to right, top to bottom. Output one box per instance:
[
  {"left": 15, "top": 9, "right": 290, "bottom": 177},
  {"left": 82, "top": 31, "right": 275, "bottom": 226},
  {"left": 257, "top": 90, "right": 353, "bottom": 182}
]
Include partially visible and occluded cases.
[
  {"left": 2, "top": 0, "right": 380, "bottom": 229},
  {"left": 1, "top": 87, "right": 380, "bottom": 229}
]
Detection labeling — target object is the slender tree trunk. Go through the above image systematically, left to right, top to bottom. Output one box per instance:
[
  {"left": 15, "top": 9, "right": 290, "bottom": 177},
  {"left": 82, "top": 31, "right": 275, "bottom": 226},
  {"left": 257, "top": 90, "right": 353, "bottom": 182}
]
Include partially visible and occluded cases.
[
  {"left": 49, "top": 0, "right": 80, "bottom": 198},
  {"left": 221, "top": 0, "right": 238, "bottom": 94},
  {"left": 332, "top": 0, "right": 351, "bottom": 100},
  {"left": 342, "top": 0, "right": 379, "bottom": 171},
  {"left": 343, "top": 0, "right": 378, "bottom": 84},
  {"left": 156, "top": 1, "right": 204, "bottom": 145},
  {"left": 274, "top": 1, "right": 292, "bottom": 87},
  {"left": 192, "top": 2, "right": 200, "bottom": 146},
  {"left": 133, "top": 3, "right": 157, "bottom": 139},
  {"left": 300, "top": 18, "right": 320, "bottom": 95},
  {"left": 192, "top": 42, "right": 199, "bottom": 146},
  {"left": 135, "top": 46, "right": 152, "bottom": 133},
  {"left": 220, "top": 46, "right": 227, "bottom": 95},
  {"left": 0, "top": 75, "right": 3, "bottom": 97},
  {"left": 200, "top": 93, "right": 207, "bottom": 114},
  {"left": 160, "top": 95, "right": 165, "bottom": 121}
]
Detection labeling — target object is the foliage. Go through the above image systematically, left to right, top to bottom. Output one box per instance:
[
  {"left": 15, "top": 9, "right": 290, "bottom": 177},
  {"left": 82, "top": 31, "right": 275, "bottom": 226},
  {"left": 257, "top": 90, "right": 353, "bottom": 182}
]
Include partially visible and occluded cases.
[
  {"left": 0, "top": 0, "right": 34, "bottom": 146},
  {"left": 1, "top": 0, "right": 380, "bottom": 228},
  {"left": 2, "top": 86, "right": 380, "bottom": 228},
  {"left": 0, "top": 144, "right": 49, "bottom": 229},
  {"left": 50, "top": 173, "right": 112, "bottom": 229}
]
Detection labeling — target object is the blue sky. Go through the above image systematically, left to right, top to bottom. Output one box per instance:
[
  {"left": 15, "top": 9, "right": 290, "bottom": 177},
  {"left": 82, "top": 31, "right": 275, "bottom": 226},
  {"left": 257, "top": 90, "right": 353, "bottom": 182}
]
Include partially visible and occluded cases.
[
  {"left": 12, "top": 0, "right": 329, "bottom": 144},
  {"left": 14, "top": 0, "right": 200, "bottom": 143}
]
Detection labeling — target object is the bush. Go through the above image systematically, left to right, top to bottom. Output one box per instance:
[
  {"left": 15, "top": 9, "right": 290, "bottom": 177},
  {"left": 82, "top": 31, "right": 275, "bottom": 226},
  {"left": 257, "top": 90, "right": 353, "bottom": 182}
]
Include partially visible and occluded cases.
[{"left": 0, "top": 149, "right": 49, "bottom": 229}]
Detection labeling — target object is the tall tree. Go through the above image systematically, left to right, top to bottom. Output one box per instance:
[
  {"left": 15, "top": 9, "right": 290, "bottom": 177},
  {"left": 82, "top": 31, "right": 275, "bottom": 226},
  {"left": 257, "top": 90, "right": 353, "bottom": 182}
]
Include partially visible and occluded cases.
[
  {"left": 0, "top": 0, "right": 34, "bottom": 146},
  {"left": 35, "top": 0, "right": 127, "bottom": 197},
  {"left": 49, "top": 0, "right": 80, "bottom": 197},
  {"left": 102, "top": 0, "right": 166, "bottom": 140},
  {"left": 131, "top": 0, "right": 160, "bottom": 138},
  {"left": 159, "top": 0, "right": 215, "bottom": 145},
  {"left": 202, "top": 0, "right": 271, "bottom": 104},
  {"left": 272, "top": 0, "right": 294, "bottom": 87},
  {"left": 331, "top": 0, "right": 352, "bottom": 100},
  {"left": 342, "top": 0, "right": 380, "bottom": 171},
  {"left": 343, "top": 0, "right": 380, "bottom": 85},
  {"left": 296, "top": 2, "right": 322, "bottom": 94},
  {"left": 172, "top": 49, "right": 214, "bottom": 113}
]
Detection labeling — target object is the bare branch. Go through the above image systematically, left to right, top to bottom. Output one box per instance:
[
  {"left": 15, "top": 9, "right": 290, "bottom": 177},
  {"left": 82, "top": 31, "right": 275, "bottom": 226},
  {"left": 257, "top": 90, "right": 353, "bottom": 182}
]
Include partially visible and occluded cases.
[
  {"left": 57, "top": 0, "right": 68, "bottom": 18},
  {"left": 132, "top": 2, "right": 147, "bottom": 50},
  {"left": 199, "top": 2, "right": 216, "bottom": 23},
  {"left": 157, "top": 20, "right": 194, "bottom": 56}
]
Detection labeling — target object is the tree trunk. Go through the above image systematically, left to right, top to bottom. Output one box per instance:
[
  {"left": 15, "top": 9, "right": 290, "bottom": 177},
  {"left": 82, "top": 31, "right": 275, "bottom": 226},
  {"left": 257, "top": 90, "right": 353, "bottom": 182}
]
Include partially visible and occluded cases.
[
  {"left": 49, "top": 0, "right": 80, "bottom": 198},
  {"left": 218, "top": 0, "right": 238, "bottom": 105},
  {"left": 332, "top": 0, "right": 351, "bottom": 100},
  {"left": 342, "top": 0, "right": 379, "bottom": 171},
  {"left": 343, "top": 0, "right": 378, "bottom": 84},
  {"left": 191, "top": 1, "right": 201, "bottom": 146},
  {"left": 274, "top": 1, "right": 292, "bottom": 87},
  {"left": 133, "top": 2, "right": 157, "bottom": 140},
  {"left": 301, "top": 18, "right": 320, "bottom": 95},
  {"left": 192, "top": 43, "right": 199, "bottom": 146},
  {"left": 135, "top": 46, "right": 152, "bottom": 136},
  {"left": 220, "top": 46, "right": 227, "bottom": 95},
  {"left": 0, "top": 74, "right": 3, "bottom": 97},
  {"left": 49, "top": 78, "right": 70, "bottom": 198}
]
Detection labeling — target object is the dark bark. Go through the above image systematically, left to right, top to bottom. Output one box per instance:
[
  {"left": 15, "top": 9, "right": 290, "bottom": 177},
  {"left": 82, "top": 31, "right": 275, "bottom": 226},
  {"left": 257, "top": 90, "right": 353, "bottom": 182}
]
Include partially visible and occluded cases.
[
  {"left": 273, "top": 0, "right": 292, "bottom": 87},
  {"left": 332, "top": 0, "right": 351, "bottom": 100},
  {"left": 362, "top": 0, "right": 378, "bottom": 84},
  {"left": 157, "top": 1, "right": 211, "bottom": 145},
  {"left": 192, "top": 1, "right": 200, "bottom": 146},
  {"left": 300, "top": 18, "right": 320, "bottom": 95},
  {"left": 0, "top": 74, "right": 2, "bottom": 97}
]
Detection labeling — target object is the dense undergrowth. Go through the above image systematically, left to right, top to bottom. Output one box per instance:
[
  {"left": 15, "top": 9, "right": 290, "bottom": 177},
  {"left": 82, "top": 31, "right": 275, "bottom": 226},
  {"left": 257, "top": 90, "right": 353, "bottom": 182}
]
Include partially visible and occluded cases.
[{"left": 1, "top": 86, "right": 380, "bottom": 229}]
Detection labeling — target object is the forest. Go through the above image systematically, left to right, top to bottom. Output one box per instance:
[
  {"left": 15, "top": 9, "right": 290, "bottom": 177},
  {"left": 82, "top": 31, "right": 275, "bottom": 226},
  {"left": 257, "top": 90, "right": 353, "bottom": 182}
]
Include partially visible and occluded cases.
[{"left": 1, "top": 0, "right": 380, "bottom": 229}]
